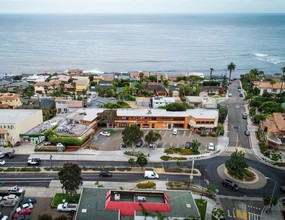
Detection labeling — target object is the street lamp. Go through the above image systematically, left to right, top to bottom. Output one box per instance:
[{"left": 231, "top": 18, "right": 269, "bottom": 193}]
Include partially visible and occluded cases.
[
  {"left": 190, "top": 158, "right": 195, "bottom": 182},
  {"left": 265, "top": 177, "right": 277, "bottom": 212}
]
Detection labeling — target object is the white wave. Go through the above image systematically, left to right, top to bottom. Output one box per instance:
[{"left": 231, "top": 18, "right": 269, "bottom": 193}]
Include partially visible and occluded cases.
[
  {"left": 254, "top": 53, "right": 268, "bottom": 57},
  {"left": 254, "top": 53, "right": 284, "bottom": 64},
  {"left": 83, "top": 69, "right": 104, "bottom": 74}
]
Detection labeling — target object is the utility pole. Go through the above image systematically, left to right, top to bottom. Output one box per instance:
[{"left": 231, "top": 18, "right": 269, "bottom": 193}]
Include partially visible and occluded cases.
[{"left": 50, "top": 154, "right": 53, "bottom": 169}]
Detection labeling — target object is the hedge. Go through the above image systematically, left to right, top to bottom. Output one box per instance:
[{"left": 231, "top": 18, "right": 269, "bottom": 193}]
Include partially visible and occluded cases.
[{"left": 137, "top": 181, "right": 156, "bottom": 189}]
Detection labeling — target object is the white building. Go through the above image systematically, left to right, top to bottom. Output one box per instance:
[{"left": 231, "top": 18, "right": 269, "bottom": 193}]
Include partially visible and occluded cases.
[
  {"left": 152, "top": 97, "right": 177, "bottom": 108},
  {"left": 0, "top": 109, "right": 43, "bottom": 146}
]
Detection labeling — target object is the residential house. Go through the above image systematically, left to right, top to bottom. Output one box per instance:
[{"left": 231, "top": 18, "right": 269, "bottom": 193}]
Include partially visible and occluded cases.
[
  {"left": 68, "top": 69, "right": 83, "bottom": 76},
  {"left": 114, "top": 72, "right": 131, "bottom": 80},
  {"left": 131, "top": 72, "right": 150, "bottom": 80},
  {"left": 24, "top": 74, "right": 49, "bottom": 83},
  {"left": 50, "top": 74, "right": 71, "bottom": 83},
  {"left": 102, "top": 74, "right": 115, "bottom": 81},
  {"left": 72, "top": 76, "right": 90, "bottom": 95},
  {"left": 97, "top": 80, "right": 113, "bottom": 89},
  {"left": 5, "top": 81, "right": 30, "bottom": 93},
  {"left": 34, "top": 81, "right": 62, "bottom": 96},
  {"left": 257, "top": 81, "right": 284, "bottom": 95},
  {"left": 144, "top": 82, "right": 168, "bottom": 97},
  {"left": 0, "top": 93, "right": 22, "bottom": 109},
  {"left": 185, "top": 96, "right": 218, "bottom": 109},
  {"left": 55, "top": 97, "right": 83, "bottom": 114},
  {"left": 136, "top": 97, "right": 151, "bottom": 107},
  {"left": 151, "top": 97, "right": 177, "bottom": 108},
  {"left": 0, "top": 109, "right": 43, "bottom": 146},
  {"left": 260, "top": 113, "right": 285, "bottom": 149},
  {"left": 75, "top": 188, "right": 200, "bottom": 220}
]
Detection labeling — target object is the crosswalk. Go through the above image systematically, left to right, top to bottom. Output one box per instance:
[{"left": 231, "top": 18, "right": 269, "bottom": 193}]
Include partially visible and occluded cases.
[
  {"left": 224, "top": 146, "right": 253, "bottom": 154},
  {"left": 248, "top": 212, "right": 261, "bottom": 220}
]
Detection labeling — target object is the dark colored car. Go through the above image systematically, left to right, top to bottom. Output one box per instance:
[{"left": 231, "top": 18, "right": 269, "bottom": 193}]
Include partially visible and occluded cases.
[
  {"left": 239, "top": 93, "right": 243, "bottom": 97},
  {"left": 244, "top": 130, "right": 250, "bottom": 136},
  {"left": 136, "top": 140, "right": 143, "bottom": 147},
  {"left": 14, "top": 141, "right": 21, "bottom": 146},
  {"left": 184, "top": 142, "right": 192, "bottom": 149},
  {"left": 5, "top": 152, "right": 14, "bottom": 158},
  {"left": 99, "top": 170, "right": 112, "bottom": 177},
  {"left": 222, "top": 179, "right": 239, "bottom": 191},
  {"left": 280, "top": 185, "right": 285, "bottom": 192},
  {"left": 20, "top": 198, "right": 37, "bottom": 206}
]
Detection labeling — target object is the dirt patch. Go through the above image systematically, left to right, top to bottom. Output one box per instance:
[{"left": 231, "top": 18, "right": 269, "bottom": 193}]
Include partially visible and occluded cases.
[{"left": 31, "top": 197, "right": 73, "bottom": 219}]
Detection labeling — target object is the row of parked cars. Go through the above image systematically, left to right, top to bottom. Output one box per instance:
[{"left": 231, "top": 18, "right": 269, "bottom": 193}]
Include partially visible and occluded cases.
[{"left": 0, "top": 151, "right": 15, "bottom": 166}]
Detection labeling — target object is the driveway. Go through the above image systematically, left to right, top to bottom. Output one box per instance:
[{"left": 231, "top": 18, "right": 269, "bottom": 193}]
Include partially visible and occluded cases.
[{"left": 88, "top": 129, "right": 218, "bottom": 151}]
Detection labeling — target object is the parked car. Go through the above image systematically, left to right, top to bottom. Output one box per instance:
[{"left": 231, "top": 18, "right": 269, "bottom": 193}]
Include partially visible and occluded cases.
[
  {"left": 228, "top": 93, "right": 233, "bottom": 97},
  {"left": 239, "top": 93, "right": 243, "bottom": 97},
  {"left": 242, "top": 112, "right": 247, "bottom": 119},
  {"left": 172, "top": 129, "right": 178, "bottom": 135},
  {"left": 244, "top": 129, "right": 250, "bottom": 136},
  {"left": 100, "top": 130, "right": 111, "bottom": 137},
  {"left": 136, "top": 140, "right": 143, "bottom": 147},
  {"left": 14, "top": 141, "right": 21, "bottom": 146},
  {"left": 184, "top": 142, "right": 192, "bottom": 149},
  {"left": 149, "top": 143, "right": 156, "bottom": 148},
  {"left": 207, "top": 143, "right": 215, "bottom": 151},
  {"left": 0, "top": 152, "right": 4, "bottom": 159},
  {"left": 5, "top": 152, "right": 14, "bottom": 158},
  {"left": 27, "top": 158, "right": 41, "bottom": 166},
  {"left": 0, "top": 160, "right": 6, "bottom": 166},
  {"left": 99, "top": 170, "right": 112, "bottom": 177},
  {"left": 222, "top": 179, "right": 239, "bottom": 191},
  {"left": 8, "top": 185, "right": 23, "bottom": 193},
  {"left": 280, "top": 185, "right": 285, "bottom": 192},
  {"left": 20, "top": 198, "right": 37, "bottom": 206},
  {"left": 22, "top": 203, "right": 33, "bottom": 209}
]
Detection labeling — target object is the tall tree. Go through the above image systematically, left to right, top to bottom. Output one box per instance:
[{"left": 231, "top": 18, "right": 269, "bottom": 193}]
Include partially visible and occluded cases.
[
  {"left": 227, "top": 62, "right": 236, "bottom": 82},
  {"left": 209, "top": 68, "right": 214, "bottom": 79},
  {"left": 139, "top": 72, "right": 144, "bottom": 82},
  {"left": 270, "top": 78, "right": 276, "bottom": 92},
  {"left": 97, "top": 109, "right": 117, "bottom": 127},
  {"left": 122, "top": 124, "right": 144, "bottom": 152},
  {"left": 145, "top": 130, "right": 162, "bottom": 146},
  {"left": 225, "top": 150, "right": 248, "bottom": 180},
  {"left": 136, "top": 154, "right": 148, "bottom": 168},
  {"left": 58, "top": 162, "right": 83, "bottom": 196}
]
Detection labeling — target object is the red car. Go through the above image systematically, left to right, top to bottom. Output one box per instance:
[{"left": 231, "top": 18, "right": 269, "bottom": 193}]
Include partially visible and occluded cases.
[{"left": 13, "top": 208, "right": 31, "bottom": 218}]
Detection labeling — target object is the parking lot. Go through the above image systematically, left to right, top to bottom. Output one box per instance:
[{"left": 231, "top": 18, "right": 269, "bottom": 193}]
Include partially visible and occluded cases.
[{"left": 88, "top": 129, "right": 217, "bottom": 151}]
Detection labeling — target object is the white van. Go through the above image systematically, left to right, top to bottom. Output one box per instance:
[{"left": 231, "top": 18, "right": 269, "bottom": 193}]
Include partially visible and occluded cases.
[{"left": 144, "top": 170, "right": 159, "bottom": 179}]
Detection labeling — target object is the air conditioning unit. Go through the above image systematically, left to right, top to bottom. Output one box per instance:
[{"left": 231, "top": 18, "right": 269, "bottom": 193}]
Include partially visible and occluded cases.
[
  {"left": 114, "top": 194, "right": 120, "bottom": 201},
  {"left": 137, "top": 196, "right": 146, "bottom": 202}
]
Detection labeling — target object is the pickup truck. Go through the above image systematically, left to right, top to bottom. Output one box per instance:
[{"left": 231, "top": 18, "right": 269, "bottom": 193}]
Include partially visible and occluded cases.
[{"left": 57, "top": 202, "right": 78, "bottom": 212}]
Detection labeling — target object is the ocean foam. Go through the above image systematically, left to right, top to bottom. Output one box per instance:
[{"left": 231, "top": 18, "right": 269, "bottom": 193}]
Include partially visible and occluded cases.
[{"left": 254, "top": 53, "right": 284, "bottom": 65}]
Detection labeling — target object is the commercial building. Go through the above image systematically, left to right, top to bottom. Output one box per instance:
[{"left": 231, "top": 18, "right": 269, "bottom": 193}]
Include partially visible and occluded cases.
[
  {"left": 151, "top": 97, "right": 177, "bottom": 108},
  {"left": 115, "top": 108, "right": 219, "bottom": 131},
  {"left": 0, "top": 109, "right": 43, "bottom": 146},
  {"left": 75, "top": 188, "right": 200, "bottom": 220}
]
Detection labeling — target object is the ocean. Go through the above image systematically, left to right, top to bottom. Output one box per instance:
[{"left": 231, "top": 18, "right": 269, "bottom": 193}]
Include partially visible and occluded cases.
[{"left": 0, "top": 13, "right": 284, "bottom": 77}]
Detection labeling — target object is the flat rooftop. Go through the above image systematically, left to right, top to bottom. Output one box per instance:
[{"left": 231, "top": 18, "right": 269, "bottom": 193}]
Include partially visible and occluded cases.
[{"left": 0, "top": 109, "right": 41, "bottom": 124}]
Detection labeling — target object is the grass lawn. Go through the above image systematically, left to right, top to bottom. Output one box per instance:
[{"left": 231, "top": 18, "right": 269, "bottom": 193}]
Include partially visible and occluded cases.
[
  {"left": 51, "top": 193, "right": 80, "bottom": 207},
  {"left": 195, "top": 199, "right": 207, "bottom": 220}
]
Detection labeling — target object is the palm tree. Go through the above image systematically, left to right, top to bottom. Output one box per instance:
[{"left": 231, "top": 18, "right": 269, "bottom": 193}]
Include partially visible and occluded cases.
[
  {"left": 227, "top": 62, "right": 236, "bottom": 82},
  {"left": 280, "top": 67, "right": 285, "bottom": 97},
  {"left": 209, "top": 68, "right": 214, "bottom": 79},
  {"left": 139, "top": 72, "right": 144, "bottom": 83},
  {"left": 270, "top": 79, "right": 276, "bottom": 93}
]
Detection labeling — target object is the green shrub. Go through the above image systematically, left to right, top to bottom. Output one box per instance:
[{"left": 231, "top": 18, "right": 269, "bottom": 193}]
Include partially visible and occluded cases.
[
  {"left": 199, "top": 132, "right": 207, "bottom": 137},
  {"left": 164, "top": 147, "right": 182, "bottom": 154},
  {"left": 179, "top": 148, "right": 193, "bottom": 155},
  {"left": 271, "top": 153, "right": 282, "bottom": 161},
  {"left": 161, "top": 155, "right": 172, "bottom": 161},
  {"left": 172, "top": 157, "right": 187, "bottom": 160},
  {"left": 273, "top": 162, "right": 285, "bottom": 167},
  {"left": 5, "top": 167, "right": 17, "bottom": 172},
  {"left": 19, "top": 167, "right": 41, "bottom": 172},
  {"left": 244, "top": 169, "right": 255, "bottom": 181},
  {"left": 137, "top": 181, "right": 156, "bottom": 189},
  {"left": 51, "top": 193, "right": 80, "bottom": 207}
]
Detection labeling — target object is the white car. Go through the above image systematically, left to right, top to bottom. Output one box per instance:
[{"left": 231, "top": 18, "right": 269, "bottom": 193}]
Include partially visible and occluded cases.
[
  {"left": 228, "top": 93, "right": 233, "bottom": 97},
  {"left": 172, "top": 129, "right": 178, "bottom": 135},
  {"left": 100, "top": 130, "right": 111, "bottom": 137},
  {"left": 207, "top": 143, "right": 215, "bottom": 151},
  {"left": 0, "top": 160, "right": 5, "bottom": 166}
]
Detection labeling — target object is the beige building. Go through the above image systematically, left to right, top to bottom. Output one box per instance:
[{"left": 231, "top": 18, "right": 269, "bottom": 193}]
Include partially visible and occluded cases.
[
  {"left": 72, "top": 76, "right": 90, "bottom": 94},
  {"left": 0, "top": 93, "right": 22, "bottom": 108},
  {"left": 0, "top": 109, "right": 43, "bottom": 146}
]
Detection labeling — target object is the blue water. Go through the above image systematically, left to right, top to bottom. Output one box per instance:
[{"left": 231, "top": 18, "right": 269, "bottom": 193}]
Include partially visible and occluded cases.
[{"left": 0, "top": 13, "right": 285, "bottom": 76}]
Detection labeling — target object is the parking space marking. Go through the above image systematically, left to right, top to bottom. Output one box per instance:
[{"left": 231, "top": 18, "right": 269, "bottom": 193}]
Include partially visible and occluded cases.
[{"left": 154, "top": 168, "right": 165, "bottom": 174}]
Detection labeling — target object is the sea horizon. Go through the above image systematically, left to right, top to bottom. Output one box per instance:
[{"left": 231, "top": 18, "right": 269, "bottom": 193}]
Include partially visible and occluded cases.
[{"left": 0, "top": 13, "right": 284, "bottom": 76}]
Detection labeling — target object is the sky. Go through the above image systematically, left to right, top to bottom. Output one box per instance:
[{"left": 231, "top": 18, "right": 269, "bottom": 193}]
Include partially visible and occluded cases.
[{"left": 0, "top": 0, "right": 285, "bottom": 14}]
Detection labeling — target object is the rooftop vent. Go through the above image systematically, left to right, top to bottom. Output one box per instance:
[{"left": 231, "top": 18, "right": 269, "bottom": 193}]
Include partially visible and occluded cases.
[{"left": 147, "top": 110, "right": 152, "bottom": 114}]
